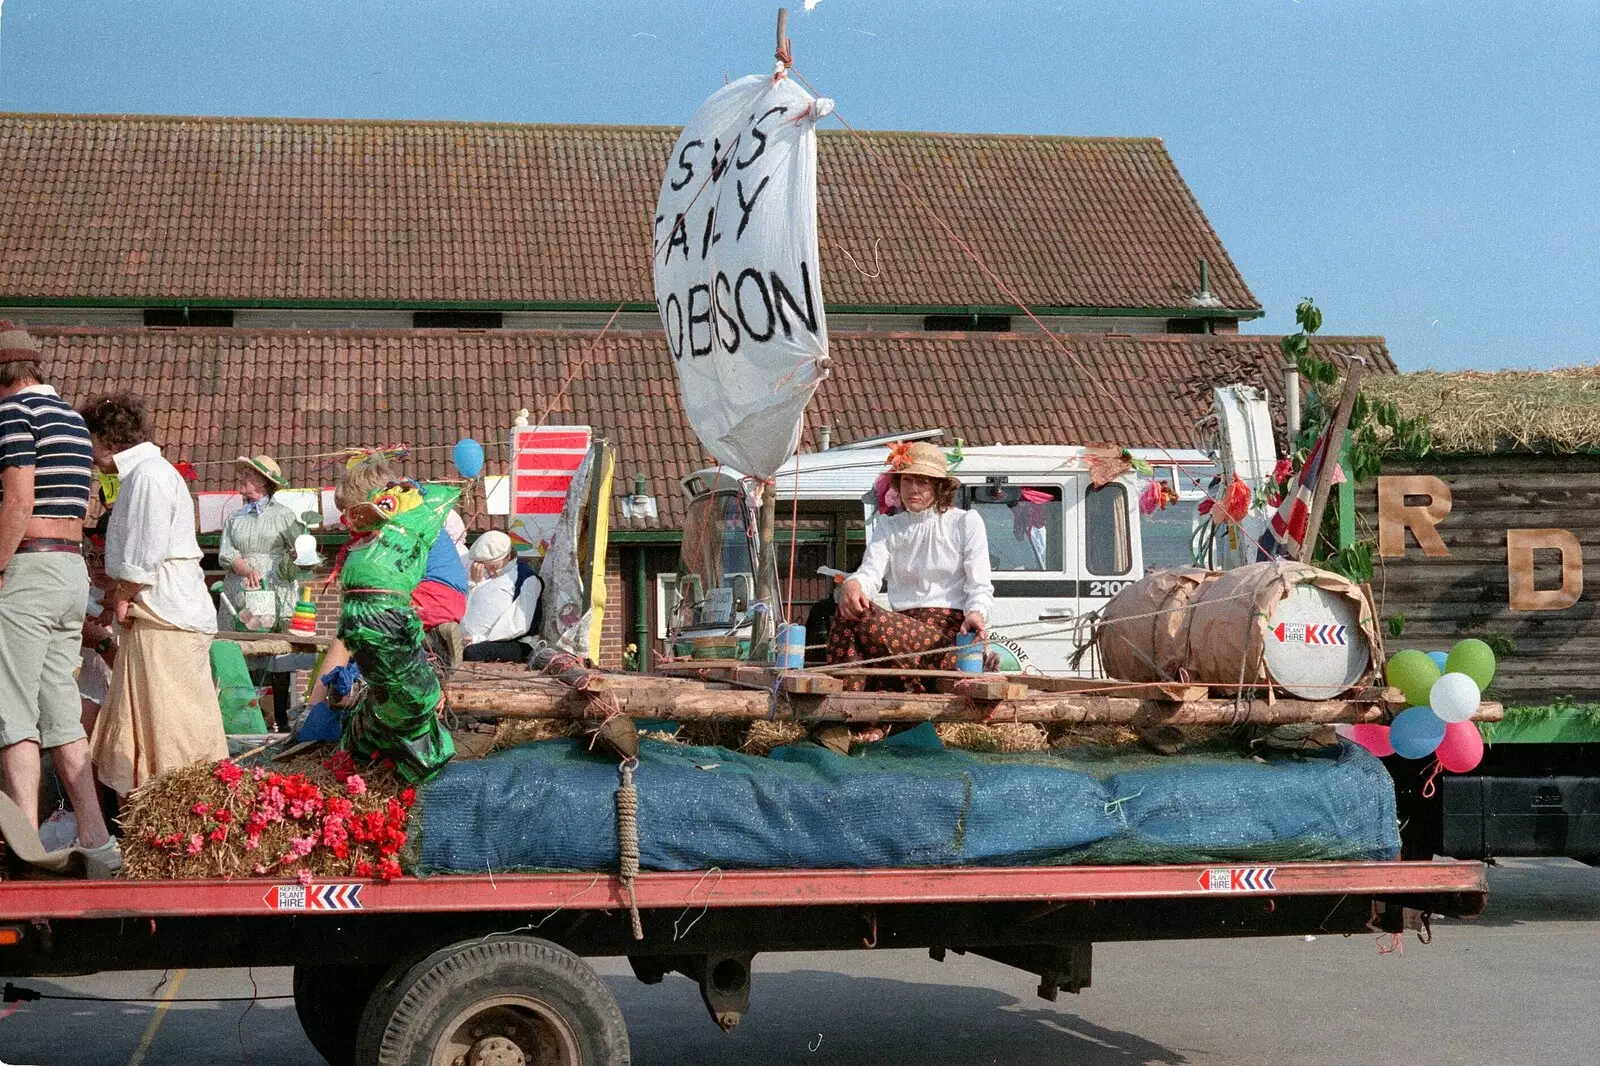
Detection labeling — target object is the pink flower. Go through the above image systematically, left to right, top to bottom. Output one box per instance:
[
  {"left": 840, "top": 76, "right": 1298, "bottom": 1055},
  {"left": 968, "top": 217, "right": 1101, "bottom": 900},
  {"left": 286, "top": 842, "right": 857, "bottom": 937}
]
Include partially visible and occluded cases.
[
  {"left": 344, "top": 775, "right": 367, "bottom": 797},
  {"left": 191, "top": 802, "right": 211, "bottom": 816},
  {"left": 185, "top": 833, "right": 204, "bottom": 856},
  {"left": 288, "top": 835, "right": 317, "bottom": 860},
  {"left": 254, "top": 864, "right": 268, "bottom": 875},
  {"left": 297, "top": 869, "right": 313, "bottom": 887}
]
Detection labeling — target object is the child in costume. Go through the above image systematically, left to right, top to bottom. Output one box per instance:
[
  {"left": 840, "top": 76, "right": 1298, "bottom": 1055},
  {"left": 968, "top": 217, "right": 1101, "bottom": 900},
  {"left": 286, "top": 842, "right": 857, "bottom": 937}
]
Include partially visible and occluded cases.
[{"left": 305, "top": 454, "right": 460, "bottom": 782}]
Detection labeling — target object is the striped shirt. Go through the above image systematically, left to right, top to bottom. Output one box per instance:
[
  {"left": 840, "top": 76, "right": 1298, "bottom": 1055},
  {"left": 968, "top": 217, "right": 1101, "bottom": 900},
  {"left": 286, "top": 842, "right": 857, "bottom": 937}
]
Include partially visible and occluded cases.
[{"left": 0, "top": 385, "right": 94, "bottom": 520}]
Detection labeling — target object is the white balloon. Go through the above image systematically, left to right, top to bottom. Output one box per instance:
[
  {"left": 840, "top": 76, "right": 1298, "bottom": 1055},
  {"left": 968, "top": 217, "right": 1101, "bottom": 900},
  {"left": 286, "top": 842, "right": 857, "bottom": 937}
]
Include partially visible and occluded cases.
[{"left": 1429, "top": 672, "right": 1481, "bottom": 724}]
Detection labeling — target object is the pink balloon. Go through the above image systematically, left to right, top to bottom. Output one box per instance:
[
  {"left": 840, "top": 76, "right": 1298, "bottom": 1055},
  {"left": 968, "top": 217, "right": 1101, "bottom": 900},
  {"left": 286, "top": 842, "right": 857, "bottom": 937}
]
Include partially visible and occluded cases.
[
  {"left": 1436, "top": 720, "right": 1485, "bottom": 773},
  {"left": 1348, "top": 724, "right": 1395, "bottom": 757}
]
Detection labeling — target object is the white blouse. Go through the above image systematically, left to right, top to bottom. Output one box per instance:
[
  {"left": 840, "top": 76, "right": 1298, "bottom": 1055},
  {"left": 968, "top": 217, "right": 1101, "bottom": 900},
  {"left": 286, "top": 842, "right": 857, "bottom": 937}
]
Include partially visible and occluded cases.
[
  {"left": 105, "top": 442, "right": 217, "bottom": 634},
  {"left": 848, "top": 507, "right": 994, "bottom": 619}
]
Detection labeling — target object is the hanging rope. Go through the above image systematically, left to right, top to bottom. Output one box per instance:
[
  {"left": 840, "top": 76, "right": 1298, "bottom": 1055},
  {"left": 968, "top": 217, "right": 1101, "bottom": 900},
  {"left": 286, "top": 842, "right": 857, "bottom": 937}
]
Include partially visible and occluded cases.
[{"left": 615, "top": 758, "right": 644, "bottom": 941}]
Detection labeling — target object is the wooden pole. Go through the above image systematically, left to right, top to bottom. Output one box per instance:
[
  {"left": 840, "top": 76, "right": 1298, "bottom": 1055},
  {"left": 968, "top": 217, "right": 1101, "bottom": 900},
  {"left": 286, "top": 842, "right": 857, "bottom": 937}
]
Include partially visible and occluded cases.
[
  {"left": 776, "top": 8, "right": 790, "bottom": 65},
  {"left": 1298, "top": 359, "right": 1366, "bottom": 564},
  {"left": 444, "top": 677, "right": 1504, "bottom": 726}
]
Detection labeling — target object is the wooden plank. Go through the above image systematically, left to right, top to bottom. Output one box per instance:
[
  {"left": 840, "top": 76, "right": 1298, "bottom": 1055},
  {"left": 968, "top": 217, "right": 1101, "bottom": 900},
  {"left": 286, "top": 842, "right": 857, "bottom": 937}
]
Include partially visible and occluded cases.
[
  {"left": 216, "top": 630, "right": 332, "bottom": 649},
  {"left": 654, "top": 659, "right": 747, "bottom": 677},
  {"left": 778, "top": 673, "right": 846, "bottom": 694},
  {"left": 936, "top": 678, "right": 1031, "bottom": 701}
]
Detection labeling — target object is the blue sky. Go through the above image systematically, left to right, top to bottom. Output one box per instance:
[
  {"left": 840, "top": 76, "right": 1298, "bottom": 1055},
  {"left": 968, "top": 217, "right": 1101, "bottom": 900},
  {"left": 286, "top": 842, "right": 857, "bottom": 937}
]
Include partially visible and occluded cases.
[{"left": 0, "top": 0, "right": 1594, "bottom": 371}]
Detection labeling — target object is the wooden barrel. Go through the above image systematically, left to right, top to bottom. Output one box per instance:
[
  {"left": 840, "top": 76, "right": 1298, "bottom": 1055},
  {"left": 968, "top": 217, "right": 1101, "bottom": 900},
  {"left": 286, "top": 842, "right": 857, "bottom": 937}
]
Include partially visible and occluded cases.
[
  {"left": 1185, "top": 560, "right": 1383, "bottom": 699},
  {"left": 1097, "top": 568, "right": 1217, "bottom": 682}
]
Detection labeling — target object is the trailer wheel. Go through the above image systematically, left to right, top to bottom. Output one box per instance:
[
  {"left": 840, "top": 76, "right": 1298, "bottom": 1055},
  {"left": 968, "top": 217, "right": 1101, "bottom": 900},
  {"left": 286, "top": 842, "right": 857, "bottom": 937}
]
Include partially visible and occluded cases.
[
  {"left": 356, "top": 937, "right": 630, "bottom": 1066},
  {"left": 294, "top": 963, "right": 389, "bottom": 1066}
]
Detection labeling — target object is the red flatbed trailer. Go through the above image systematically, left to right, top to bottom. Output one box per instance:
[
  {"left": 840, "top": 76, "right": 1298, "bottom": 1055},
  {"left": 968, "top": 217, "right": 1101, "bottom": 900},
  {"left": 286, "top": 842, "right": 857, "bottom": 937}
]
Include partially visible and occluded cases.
[{"left": 0, "top": 859, "right": 1486, "bottom": 1066}]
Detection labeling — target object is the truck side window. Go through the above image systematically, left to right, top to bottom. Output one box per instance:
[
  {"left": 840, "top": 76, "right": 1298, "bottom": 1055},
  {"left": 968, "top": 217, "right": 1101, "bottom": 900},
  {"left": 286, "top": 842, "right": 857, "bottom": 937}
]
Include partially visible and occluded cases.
[
  {"left": 1085, "top": 483, "right": 1132, "bottom": 575},
  {"left": 966, "top": 486, "right": 1063, "bottom": 571}
]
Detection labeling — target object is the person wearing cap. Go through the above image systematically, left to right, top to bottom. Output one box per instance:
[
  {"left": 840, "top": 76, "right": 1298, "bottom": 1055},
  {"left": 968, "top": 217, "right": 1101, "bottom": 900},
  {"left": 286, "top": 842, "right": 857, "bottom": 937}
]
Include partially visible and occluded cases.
[
  {"left": 0, "top": 321, "right": 118, "bottom": 875},
  {"left": 826, "top": 441, "right": 994, "bottom": 696},
  {"left": 216, "top": 454, "right": 302, "bottom": 631},
  {"left": 461, "top": 530, "right": 544, "bottom": 662}
]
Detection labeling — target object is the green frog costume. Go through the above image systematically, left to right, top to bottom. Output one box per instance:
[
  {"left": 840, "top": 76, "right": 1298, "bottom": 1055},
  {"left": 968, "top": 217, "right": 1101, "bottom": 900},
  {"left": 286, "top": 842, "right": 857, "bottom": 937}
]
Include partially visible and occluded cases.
[{"left": 337, "top": 480, "right": 460, "bottom": 782}]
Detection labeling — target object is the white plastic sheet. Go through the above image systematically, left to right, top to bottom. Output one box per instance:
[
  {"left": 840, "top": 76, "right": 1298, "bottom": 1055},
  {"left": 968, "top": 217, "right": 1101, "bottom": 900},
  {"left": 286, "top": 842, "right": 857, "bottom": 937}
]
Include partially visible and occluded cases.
[{"left": 653, "top": 74, "right": 832, "bottom": 479}]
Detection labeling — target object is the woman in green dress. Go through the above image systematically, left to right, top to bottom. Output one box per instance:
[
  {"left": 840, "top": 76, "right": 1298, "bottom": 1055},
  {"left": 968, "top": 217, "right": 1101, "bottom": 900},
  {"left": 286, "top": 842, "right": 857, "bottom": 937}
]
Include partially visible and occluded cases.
[{"left": 216, "top": 455, "right": 301, "bottom": 631}]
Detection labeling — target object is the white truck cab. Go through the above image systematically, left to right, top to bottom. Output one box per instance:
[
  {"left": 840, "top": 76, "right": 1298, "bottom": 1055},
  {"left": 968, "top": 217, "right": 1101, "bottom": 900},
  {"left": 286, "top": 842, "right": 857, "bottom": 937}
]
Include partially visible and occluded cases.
[{"left": 675, "top": 437, "right": 1217, "bottom": 674}]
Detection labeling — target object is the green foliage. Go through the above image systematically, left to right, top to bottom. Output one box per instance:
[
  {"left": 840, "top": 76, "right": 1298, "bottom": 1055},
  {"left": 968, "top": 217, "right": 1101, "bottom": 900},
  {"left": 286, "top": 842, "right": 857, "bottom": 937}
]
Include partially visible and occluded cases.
[
  {"left": 1279, "top": 298, "right": 1433, "bottom": 567},
  {"left": 1387, "top": 613, "right": 1407, "bottom": 639},
  {"left": 1484, "top": 633, "right": 1517, "bottom": 657}
]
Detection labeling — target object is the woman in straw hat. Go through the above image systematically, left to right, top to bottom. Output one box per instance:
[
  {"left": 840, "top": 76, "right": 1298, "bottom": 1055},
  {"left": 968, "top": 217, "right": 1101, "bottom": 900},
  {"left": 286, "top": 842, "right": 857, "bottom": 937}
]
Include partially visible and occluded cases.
[
  {"left": 826, "top": 441, "right": 994, "bottom": 695},
  {"left": 217, "top": 454, "right": 302, "bottom": 631}
]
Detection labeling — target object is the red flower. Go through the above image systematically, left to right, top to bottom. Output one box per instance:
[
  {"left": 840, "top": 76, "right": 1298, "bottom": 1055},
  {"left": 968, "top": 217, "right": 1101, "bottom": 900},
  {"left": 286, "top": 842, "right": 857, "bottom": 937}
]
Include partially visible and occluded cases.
[
  {"left": 174, "top": 460, "right": 198, "bottom": 482},
  {"left": 213, "top": 760, "right": 244, "bottom": 789},
  {"left": 399, "top": 787, "right": 416, "bottom": 810},
  {"left": 212, "top": 808, "right": 233, "bottom": 824},
  {"left": 208, "top": 826, "right": 228, "bottom": 843},
  {"left": 376, "top": 857, "right": 402, "bottom": 882},
  {"left": 355, "top": 860, "right": 373, "bottom": 878}
]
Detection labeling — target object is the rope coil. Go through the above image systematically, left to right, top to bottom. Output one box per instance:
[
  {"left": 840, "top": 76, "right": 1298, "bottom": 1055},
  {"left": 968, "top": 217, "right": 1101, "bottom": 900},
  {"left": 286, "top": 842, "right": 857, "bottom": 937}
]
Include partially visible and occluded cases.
[{"left": 616, "top": 759, "right": 644, "bottom": 941}]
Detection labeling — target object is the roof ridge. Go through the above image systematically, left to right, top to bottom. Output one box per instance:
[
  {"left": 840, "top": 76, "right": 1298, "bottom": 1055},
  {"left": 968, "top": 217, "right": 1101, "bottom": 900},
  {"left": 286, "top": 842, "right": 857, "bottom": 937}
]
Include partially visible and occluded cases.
[{"left": 0, "top": 111, "right": 1162, "bottom": 145}]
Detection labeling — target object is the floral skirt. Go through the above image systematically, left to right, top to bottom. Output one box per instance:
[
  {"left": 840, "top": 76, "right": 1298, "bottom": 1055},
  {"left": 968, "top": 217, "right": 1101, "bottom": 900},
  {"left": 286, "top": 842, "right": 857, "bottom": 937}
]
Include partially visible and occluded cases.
[{"left": 824, "top": 605, "right": 965, "bottom": 693}]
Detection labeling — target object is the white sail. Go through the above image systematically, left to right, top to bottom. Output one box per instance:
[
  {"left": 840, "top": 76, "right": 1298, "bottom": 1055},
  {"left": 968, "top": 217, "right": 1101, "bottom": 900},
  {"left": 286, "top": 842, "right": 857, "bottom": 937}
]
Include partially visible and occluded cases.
[{"left": 653, "top": 73, "right": 832, "bottom": 480}]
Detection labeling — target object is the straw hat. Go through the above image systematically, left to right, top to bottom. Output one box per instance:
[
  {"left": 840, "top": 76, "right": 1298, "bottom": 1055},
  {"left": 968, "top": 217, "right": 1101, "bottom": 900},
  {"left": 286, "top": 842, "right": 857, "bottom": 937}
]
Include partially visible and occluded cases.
[
  {"left": 0, "top": 321, "right": 41, "bottom": 363},
  {"left": 886, "top": 441, "right": 958, "bottom": 486},
  {"left": 235, "top": 454, "right": 287, "bottom": 490}
]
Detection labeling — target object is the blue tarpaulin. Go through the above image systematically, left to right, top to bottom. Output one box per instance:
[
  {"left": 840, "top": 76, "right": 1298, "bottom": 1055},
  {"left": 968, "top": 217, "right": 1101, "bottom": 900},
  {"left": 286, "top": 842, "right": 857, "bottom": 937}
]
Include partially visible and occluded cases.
[{"left": 415, "top": 727, "right": 1399, "bottom": 875}]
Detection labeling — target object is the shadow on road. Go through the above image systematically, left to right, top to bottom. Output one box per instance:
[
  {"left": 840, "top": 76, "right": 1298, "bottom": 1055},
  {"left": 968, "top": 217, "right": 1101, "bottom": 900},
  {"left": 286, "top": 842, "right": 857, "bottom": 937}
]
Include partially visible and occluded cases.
[
  {"left": 1442, "top": 858, "right": 1600, "bottom": 927},
  {"left": 609, "top": 968, "right": 1187, "bottom": 1066}
]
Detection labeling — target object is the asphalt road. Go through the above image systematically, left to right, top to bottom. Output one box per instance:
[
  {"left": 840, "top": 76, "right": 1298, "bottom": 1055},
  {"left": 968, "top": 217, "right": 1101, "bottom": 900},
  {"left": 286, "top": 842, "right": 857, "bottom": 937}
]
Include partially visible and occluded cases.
[{"left": 2, "top": 857, "right": 1596, "bottom": 1066}]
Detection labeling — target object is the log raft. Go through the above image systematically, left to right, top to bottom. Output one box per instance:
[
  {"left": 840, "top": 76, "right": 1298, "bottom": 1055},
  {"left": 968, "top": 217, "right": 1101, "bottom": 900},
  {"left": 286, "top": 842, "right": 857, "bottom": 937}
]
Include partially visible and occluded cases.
[{"left": 444, "top": 663, "right": 1503, "bottom": 727}]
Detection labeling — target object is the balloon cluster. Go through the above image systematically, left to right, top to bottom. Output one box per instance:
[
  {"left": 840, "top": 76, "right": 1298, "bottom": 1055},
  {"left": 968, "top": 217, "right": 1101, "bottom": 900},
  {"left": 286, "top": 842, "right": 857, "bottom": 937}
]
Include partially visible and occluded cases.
[{"left": 1345, "top": 639, "right": 1496, "bottom": 773}]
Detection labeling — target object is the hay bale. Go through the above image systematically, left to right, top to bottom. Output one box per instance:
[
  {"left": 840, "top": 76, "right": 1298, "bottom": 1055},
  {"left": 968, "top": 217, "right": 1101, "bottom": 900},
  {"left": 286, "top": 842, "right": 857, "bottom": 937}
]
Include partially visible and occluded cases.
[
  {"left": 1364, "top": 366, "right": 1600, "bottom": 455},
  {"left": 489, "top": 718, "right": 580, "bottom": 753},
  {"left": 741, "top": 720, "right": 807, "bottom": 756},
  {"left": 937, "top": 722, "right": 1050, "bottom": 753},
  {"left": 120, "top": 750, "right": 410, "bottom": 881}
]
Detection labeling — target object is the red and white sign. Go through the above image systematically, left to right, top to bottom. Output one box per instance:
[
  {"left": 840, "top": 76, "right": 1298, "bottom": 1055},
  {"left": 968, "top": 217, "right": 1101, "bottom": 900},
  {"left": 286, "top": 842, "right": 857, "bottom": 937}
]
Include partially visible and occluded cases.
[
  {"left": 508, "top": 426, "right": 591, "bottom": 555},
  {"left": 1272, "top": 622, "right": 1348, "bottom": 647},
  {"left": 1197, "top": 867, "right": 1277, "bottom": 892},
  {"left": 263, "top": 882, "right": 364, "bottom": 911}
]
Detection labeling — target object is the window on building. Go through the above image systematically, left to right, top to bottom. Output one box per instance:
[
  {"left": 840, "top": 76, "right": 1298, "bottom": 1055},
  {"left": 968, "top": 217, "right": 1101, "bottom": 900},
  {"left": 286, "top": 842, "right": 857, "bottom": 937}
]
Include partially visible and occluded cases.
[
  {"left": 144, "top": 308, "right": 234, "bottom": 327},
  {"left": 413, "top": 311, "right": 504, "bottom": 329},
  {"left": 923, "top": 314, "right": 1012, "bottom": 332},
  {"left": 1164, "top": 318, "right": 1208, "bottom": 334},
  {"left": 1085, "top": 483, "right": 1132, "bottom": 576},
  {"left": 963, "top": 484, "right": 1063, "bottom": 572}
]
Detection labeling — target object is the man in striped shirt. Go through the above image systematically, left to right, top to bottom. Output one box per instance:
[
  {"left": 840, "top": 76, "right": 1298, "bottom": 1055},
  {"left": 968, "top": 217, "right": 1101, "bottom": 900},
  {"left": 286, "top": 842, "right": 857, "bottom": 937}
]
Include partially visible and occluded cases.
[{"left": 0, "top": 321, "right": 117, "bottom": 875}]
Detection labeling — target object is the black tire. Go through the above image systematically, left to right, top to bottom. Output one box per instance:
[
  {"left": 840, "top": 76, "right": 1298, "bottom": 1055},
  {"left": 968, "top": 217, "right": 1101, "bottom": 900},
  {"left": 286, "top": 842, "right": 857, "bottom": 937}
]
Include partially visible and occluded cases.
[
  {"left": 355, "top": 937, "right": 630, "bottom": 1066},
  {"left": 293, "top": 963, "right": 390, "bottom": 1066}
]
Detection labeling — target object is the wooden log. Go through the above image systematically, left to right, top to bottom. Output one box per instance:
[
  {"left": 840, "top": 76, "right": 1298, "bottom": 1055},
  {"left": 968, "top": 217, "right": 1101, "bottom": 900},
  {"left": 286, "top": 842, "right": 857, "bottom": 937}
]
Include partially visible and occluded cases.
[
  {"left": 1014, "top": 674, "right": 1210, "bottom": 702},
  {"left": 443, "top": 675, "right": 1505, "bottom": 725}
]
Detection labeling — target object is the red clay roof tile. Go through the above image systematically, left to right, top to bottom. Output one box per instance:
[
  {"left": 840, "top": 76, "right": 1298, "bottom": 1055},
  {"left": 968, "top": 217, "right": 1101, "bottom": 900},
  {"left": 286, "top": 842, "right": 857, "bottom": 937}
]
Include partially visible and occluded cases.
[{"left": 0, "top": 114, "right": 1257, "bottom": 315}]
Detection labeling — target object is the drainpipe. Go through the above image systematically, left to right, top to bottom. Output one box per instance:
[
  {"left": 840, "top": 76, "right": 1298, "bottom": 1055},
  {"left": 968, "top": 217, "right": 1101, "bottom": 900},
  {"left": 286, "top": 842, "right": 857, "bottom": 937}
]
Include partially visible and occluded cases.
[
  {"left": 1283, "top": 363, "right": 1302, "bottom": 445},
  {"left": 633, "top": 545, "right": 650, "bottom": 672}
]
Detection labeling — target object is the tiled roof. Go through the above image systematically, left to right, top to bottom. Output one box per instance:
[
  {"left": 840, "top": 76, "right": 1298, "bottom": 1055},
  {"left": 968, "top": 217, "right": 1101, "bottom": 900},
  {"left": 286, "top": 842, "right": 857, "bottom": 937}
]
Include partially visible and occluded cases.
[
  {"left": 0, "top": 113, "right": 1258, "bottom": 314},
  {"left": 31, "top": 326, "right": 1384, "bottom": 528}
]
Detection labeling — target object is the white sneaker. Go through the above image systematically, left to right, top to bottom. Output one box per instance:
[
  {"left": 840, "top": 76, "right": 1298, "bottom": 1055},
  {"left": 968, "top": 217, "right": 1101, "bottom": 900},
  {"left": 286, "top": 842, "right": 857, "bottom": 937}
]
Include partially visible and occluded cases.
[{"left": 77, "top": 838, "right": 122, "bottom": 879}]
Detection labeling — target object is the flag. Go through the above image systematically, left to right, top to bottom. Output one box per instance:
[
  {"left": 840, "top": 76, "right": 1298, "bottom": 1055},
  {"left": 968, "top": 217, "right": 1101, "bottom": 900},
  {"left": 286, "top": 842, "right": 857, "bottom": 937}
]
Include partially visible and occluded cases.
[{"left": 1259, "top": 428, "right": 1334, "bottom": 560}]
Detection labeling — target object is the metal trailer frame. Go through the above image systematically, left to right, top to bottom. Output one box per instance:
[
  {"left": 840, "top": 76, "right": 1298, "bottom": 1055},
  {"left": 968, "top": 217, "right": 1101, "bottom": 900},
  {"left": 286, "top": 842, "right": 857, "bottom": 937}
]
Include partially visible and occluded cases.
[{"left": 0, "top": 861, "right": 1486, "bottom": 1024}]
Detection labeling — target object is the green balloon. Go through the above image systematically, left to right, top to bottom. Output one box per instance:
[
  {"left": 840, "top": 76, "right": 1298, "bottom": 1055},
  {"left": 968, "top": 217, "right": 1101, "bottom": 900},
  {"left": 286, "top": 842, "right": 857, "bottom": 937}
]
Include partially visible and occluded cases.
[
  {"left": 1447, "top": 639, "right": 1497, "bottom": 690},
  {"left": 1385, "top": 650, "right": 1442, "bottom": 706}
]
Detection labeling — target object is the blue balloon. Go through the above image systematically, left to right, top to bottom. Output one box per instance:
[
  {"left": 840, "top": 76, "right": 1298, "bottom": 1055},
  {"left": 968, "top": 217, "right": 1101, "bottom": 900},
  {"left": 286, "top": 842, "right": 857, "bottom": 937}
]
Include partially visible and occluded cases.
[
  {"left": 453, "top": 438, "right": 485, "bottom": 479},
  {"left": 1426, "top": 650, "right": 1450, "bottom": 671},
  {"left": 1390, "top": 706, "right": 1447, "bottom": 759}
]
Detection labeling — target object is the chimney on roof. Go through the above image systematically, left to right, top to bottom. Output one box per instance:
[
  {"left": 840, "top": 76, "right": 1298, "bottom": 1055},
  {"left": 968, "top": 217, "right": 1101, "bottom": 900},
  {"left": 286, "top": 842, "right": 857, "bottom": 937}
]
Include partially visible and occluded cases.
[{"left": 817, "top": 425, "right": 833, "bottom": 452}]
